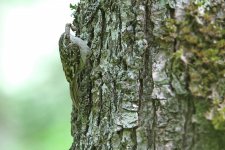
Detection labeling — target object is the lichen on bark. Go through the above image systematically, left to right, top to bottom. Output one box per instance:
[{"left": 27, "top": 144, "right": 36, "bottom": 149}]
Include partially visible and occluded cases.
[
  {"left": 65, "top": 0, "right": 225, "bottom": 150},
  {"left": 160, "top": 1, "right": 225, "bottom": 149}
]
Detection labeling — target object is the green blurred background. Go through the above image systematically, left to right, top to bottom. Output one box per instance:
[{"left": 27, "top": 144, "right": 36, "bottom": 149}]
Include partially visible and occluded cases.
[{"left": 0, "top": 0, "right": 79, "bottom": 149}]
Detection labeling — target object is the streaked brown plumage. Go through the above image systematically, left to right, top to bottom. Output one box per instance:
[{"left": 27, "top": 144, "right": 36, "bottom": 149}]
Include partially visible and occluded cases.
[{"left": 58, "top": 24, "right": 81, "bottom": 110}]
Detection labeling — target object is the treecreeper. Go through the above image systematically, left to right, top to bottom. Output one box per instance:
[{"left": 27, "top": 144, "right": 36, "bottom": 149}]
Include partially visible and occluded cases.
[{"left": 58, "top": 23, "right": 91, "bottom": 110}]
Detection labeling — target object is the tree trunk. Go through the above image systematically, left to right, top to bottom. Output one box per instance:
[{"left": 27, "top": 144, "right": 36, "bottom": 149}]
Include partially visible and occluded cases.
[{"left": 66, "top": 0, "right": 225, "bottom": 149}]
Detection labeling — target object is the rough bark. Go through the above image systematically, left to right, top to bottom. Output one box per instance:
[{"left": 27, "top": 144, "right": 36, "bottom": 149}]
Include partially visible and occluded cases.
[{"left": 66, "top": 0, "right": 225, "bottom": 149}]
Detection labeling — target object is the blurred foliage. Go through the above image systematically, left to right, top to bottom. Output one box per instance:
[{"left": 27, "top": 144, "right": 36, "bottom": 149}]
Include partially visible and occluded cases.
[
  {"left": 0, "top": 0, "right": 74, "bottom": 149},
  {"left": 0, "top": 0, "right": 38, "bottom": 5},
  {"left": 161, "top": 2, "right": 225, "bottom": 131},
  {"left": 0, "top": 58, "right": 72, "bottom": 150}
]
